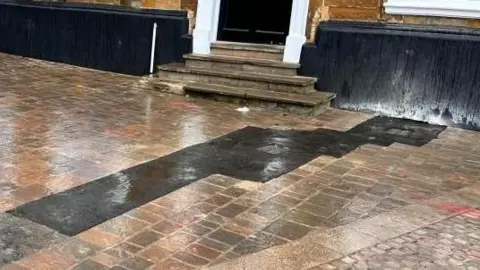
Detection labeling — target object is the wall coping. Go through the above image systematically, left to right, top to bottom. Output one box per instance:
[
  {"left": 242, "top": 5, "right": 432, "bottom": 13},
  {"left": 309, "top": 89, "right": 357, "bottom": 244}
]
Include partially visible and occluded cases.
[
  {"left": 0, "top": 0, "right": 187, "bottom": 18},
  {"left": 384, "top": 0, "right": 480, "bottom": 19},
  {"left": 316, "top": 21, "right": 480, "bottom": 42}
]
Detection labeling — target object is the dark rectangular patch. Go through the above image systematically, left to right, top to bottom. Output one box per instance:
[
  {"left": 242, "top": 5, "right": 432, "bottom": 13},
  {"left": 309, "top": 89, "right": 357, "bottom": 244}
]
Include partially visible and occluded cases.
[{"left": 8, "top": 117, "right": 445, "bottom": 236}]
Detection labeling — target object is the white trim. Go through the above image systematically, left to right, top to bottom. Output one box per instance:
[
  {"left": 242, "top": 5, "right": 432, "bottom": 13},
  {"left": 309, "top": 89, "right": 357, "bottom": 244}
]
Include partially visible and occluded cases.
[
  {"left": 192, "top": 0, "right": 218, "bottom": 54},
  {"left": 193, "top": 0, "right": 309, "bottom": 63},
  {"left": 210, "top": 0, "right": 221, "bottom": 42},
  {"left": 283, "top": 0, "right": 310, "bottom": 63},
  {"left": 385, "top": 0, "right": 480, "bottom": 19}
]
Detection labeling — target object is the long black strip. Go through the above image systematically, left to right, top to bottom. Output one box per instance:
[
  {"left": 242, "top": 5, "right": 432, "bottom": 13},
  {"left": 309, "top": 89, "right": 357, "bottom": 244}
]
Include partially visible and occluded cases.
[{"left": 8, "top": 116, "right": 446, "bottom": 236}]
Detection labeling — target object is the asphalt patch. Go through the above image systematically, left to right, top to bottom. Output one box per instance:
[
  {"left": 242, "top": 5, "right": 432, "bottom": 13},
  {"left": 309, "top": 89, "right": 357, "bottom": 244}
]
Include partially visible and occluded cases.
[{"left": 8, "top": 116, "right": 446, "bottom": 236}]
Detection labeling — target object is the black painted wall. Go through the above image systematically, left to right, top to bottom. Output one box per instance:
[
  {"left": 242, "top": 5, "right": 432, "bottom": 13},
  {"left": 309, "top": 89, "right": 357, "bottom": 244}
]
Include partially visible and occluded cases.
[
  {"left": 0, "top": 0, "right": 190, "bottom": 75},
  {"left": 299, "top": 21, "right": 480, "bottom": 130}
]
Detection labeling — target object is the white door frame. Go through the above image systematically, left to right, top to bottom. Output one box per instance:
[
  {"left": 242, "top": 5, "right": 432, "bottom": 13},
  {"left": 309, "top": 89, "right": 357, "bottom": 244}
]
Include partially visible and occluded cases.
[{"left": 192, "top": 0, "right": 310, "bottom": 64}]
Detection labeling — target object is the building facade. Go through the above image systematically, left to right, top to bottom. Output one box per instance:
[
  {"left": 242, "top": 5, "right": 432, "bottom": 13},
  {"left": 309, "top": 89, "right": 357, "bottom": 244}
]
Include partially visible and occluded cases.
[
  {"left": 23, "top": 0, "right": 480, "bottom": 128},
  {"left": 66, "top": 0, "right": 480, "bottom": 42}
]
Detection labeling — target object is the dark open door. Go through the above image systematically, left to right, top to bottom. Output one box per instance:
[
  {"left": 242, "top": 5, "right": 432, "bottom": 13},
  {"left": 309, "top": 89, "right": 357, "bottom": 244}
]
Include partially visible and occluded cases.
[{"left": 217, "top": 0, "right": 292, "bottom": 45}]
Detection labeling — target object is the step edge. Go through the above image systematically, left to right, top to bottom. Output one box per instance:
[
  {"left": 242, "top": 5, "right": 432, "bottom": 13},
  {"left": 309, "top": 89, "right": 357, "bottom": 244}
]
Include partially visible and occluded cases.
[
  {"left": 211, "top": 41, "right": 284, "bottom": 53},
  {"left": 184, "top": 54, "right": 300, "bottom": 69},
  {"left": 158, "top": 64, "right": 317, "bottom": 86},
  {"left": 184, "top": 83, "right": 334, "bottom": 106}
]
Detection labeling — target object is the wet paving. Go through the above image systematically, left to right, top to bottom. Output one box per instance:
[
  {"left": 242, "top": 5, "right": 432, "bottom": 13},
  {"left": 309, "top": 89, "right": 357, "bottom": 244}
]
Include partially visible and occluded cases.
[
  {"left": 1, "top": 53, "right": 480, "bottom": 269},
  {"left": 8, "top": 116, "right": 445, "bottom": 236}
]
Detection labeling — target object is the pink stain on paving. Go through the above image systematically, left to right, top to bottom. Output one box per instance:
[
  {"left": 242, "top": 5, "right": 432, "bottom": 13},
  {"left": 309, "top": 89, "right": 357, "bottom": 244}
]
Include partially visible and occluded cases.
[
  {"left": 169, "top": 101, "right": 201, "bottom": 109},
  {"left": 439, "top": 203, "right": 480, "bottom": 217}
]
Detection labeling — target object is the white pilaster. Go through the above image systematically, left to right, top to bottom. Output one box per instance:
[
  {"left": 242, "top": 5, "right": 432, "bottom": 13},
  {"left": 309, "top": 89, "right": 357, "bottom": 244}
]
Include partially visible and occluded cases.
[
  {"left": 192, "top": 0, "right": 215, "bottom": 54},
  {"left": 210, "top": 0, "right": 222, "bottom": 42},
  {"left": 283, "top": 0, "right": 310, "bottom": 63}
]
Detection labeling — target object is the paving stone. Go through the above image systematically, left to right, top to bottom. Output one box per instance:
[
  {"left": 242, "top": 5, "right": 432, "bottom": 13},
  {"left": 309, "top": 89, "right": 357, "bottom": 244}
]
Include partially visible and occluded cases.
[
  {"left": 322, "top": 165, "right": 352, "bottom": 176},
  {"left": 203, "top": 175, "right": 239, "bottom": 188},
  {"left": 366, "top": 184, "right": 396, "bottom": 197},
  {"left": 221, "top": 187, "right": 249, "bottom": 197},
  {"left": 205, "top": 193, "right": 234, "bottom": 206},
  {"left": 269, "top": 194, "right": 302, "bottom": 207},
  {"left": 249, "top": 201, "right": 290, "bottom": 220},
  {"left": 216, "top": 203, "right": 249, "bottom": 218},
  {"left": 125, "top": 209, "right": 164, "bottom": 224},
  {"left": 282, "top": 209, "right": 327, "bottom": 227},
  {"left": 346, "top": 212, "right": 417, "bottom": 241},
  {"left": 263, "top": 219, "right": 312, "bottom": 240},
  {"left": 151, "top": 220, "right": 179, "bottom": 235},
  {"left": 182, "top": 223, "right": 213, "bottom": 236},
  {"left": 77, "top": 228, "right": 122, "bottom": 249},
  {"left": 207, "top": 229, "right": 246, "bottom": 246},
  {"left": 127, "top": 230, "right": 163, "bottom": 247},
  {"left": 232, "top": 231, "right": 287, "bottom": 255},
  {"left": 155, "top": 232, "right": 198, "bottom": 252},
  {"left": 49, "top": 238, "right": 101, "bottom": 262},
  {"left": 197, "top": 238, "right": 231, "bottom": 252},
  {"left": 105, "top": 242, "right": 142, "bottom": 258},
  {"left": 186, "top": 243, "right": 222, "bottom": 260},
  {"left": 138, "top": 244, "right": 171, "bottom": 263},
  {"left": 173, "top": 251, "right": 210, "bottom": 266},
  {"left": 90, "top": 252, "right": 121, "bottom": 267},
  {"left": 120, "top": 256, "right": 154, "bottom": 270},
  {"left": 150, "top": 258, "right": 194, "bottom": 270},
  {"left": 72, "top": 259, "right": 109, "bottom": 270}
]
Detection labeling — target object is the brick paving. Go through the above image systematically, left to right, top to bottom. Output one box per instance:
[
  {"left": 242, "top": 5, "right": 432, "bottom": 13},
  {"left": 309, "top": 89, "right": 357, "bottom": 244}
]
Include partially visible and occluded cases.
[
  {"left": 1, "top": 53, "right": 480, "bottom": 269},
  {"left": 317, "top": 213, "right": 480, "bottom": 270}
]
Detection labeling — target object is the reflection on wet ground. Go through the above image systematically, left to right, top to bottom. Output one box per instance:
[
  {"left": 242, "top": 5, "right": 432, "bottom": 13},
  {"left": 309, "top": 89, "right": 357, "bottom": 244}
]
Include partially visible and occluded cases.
[
  {"left": 1, "top": 53, "right": 480, "bottom": 269},
  {"left": 8, "top": 117, "right": 445, "bottom": 236}
]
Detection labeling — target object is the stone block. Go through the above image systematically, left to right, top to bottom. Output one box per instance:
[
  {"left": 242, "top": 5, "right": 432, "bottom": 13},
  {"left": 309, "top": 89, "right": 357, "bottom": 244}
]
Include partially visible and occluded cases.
[
  {"left": 324, "top": 0, "right": 379, "bottom": 8},
  {"left": 329, "top": 7, "right": 379, "bottom": 20}
]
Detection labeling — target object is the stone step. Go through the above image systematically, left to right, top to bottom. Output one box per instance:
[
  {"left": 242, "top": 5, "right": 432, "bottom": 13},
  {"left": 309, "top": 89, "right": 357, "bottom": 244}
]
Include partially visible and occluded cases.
[
  {"left": 211, "top": 41, "right": 284, "bottom": 61},
  {"left": 184, "top": 53, "right": 299, "bottom": 76},
  {"left": 157, "top": 63, "right": 316, "bottom": 94},
  {"left": 184, "top": 83, "right": 335, "bottom": 116}
]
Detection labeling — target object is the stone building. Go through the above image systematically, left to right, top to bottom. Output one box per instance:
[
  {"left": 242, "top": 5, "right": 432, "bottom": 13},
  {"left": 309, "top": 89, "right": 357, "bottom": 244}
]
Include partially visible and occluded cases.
[
  {"left": 24, "top": 0, "right": 480, "bottom": 127},
  {"left": 67, "top": 0, "right": 480, "bottom": 46}
]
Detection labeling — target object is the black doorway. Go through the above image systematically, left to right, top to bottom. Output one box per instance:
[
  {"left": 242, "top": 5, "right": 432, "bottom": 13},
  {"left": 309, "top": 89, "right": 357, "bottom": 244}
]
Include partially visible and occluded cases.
[{"left": 217, "top": 0, "right": 292, "bottom": 45}]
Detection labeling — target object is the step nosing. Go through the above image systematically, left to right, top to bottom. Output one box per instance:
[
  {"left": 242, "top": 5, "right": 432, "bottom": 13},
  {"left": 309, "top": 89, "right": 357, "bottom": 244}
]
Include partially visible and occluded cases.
[
  {"left": 211, "top": 42, "right": 284, "bottom": 53},
  {"left": 184, "top": 54, "right": 299, "bottom": 68},
  {"left": 158, "top": 65, "right": 316, "bottom": 85},
  {"left": 184, "top": 83, "right": 334, "bottom": 106}
]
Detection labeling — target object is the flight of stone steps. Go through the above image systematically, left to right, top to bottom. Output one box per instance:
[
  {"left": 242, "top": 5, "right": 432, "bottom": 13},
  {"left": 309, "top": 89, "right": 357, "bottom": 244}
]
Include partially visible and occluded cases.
[{"left": 152, "top": 41, "right": 336, "bottom": 116}]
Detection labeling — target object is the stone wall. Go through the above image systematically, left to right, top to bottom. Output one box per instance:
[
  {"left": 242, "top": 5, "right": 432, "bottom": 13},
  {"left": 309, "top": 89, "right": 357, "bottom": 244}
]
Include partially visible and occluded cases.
[
  {"left": 62, "top": 0, "right": 480, "bottom": 41},
  {"left": 307, "top": 0, "right": 480, "bottom": 41}
]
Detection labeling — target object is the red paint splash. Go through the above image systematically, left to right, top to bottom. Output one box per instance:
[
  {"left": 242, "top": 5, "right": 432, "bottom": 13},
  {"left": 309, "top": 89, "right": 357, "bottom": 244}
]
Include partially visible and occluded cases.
[
  {"left": 169, "top": 101, "right": 200, "bottom": 109},
  {"left": 438, "top": 203, "right": 480, "bottom": 217}
]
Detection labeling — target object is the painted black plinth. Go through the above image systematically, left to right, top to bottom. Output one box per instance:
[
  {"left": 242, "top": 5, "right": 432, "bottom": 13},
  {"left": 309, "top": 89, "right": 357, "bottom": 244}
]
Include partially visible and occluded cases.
[
  {"left": 0, "top": 0, "right": 190, "bottom": 75},
  {"left": 299, "top": 21, "right": 480, "bottom": 131},
  {"left": 8, "top": 116, "right": 445, "bottom": 236}
]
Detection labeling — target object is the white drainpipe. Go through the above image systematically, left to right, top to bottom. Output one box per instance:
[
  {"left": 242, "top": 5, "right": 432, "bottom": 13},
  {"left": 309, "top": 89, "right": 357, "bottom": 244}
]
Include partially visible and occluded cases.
[{"left": 150, "top": 22, "right": 158, "bottom": 74}]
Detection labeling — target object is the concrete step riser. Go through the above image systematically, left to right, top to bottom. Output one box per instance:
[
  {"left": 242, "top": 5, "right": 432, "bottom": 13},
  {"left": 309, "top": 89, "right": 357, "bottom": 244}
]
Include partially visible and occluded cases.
[
  {"left": 211, "top": 48, "right": 283, "bottom": 61},
  {"left": 185, "top": 59, "right": 297, "bottom": 76},
  {"left": 157, "top": 70, "right": 314, "bottom": 94},
  {"left": 186, "top": 91, "right": 330, "bottom": 116}
]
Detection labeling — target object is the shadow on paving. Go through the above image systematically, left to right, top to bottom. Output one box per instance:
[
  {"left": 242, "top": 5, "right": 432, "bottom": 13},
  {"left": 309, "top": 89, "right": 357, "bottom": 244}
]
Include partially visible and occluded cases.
[{"left": 8, "top": 116, "right": 446, "bottom": 236}]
